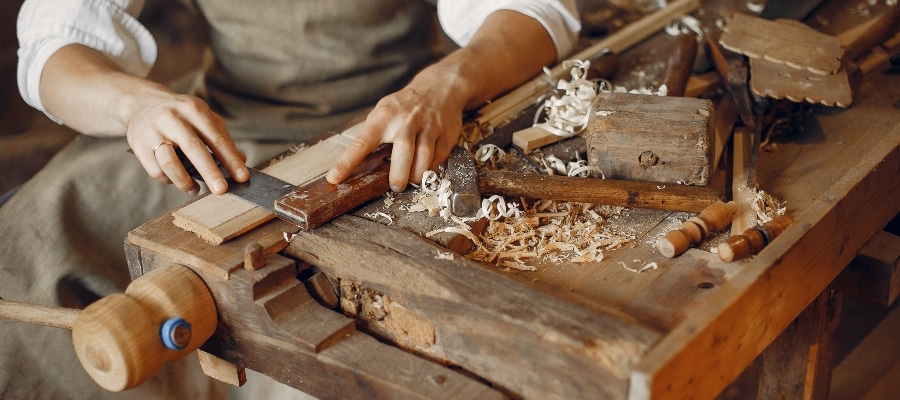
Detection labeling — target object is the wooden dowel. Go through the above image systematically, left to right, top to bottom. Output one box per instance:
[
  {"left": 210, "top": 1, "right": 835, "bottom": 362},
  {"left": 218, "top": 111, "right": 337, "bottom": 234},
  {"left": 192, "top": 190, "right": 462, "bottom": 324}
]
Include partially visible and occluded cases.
[{"left": 0, "top": 298, "right": 80, "bottom": 330}]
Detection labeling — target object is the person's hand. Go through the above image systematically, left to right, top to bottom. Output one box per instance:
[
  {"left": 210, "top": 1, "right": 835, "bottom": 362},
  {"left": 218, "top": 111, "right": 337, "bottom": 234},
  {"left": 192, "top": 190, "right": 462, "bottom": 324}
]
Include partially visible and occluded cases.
[
  {"left": 325, "top": 10, "right": 558, "bottom": 192},
  {"left": 36, "top": 44, "right": 249, "bottom": 196},
  {"left": 326, "top": 65, "right": 470, "bottom": 192},
  {"left": 126, "top": 91, "right": 248, "bottom": 195}
]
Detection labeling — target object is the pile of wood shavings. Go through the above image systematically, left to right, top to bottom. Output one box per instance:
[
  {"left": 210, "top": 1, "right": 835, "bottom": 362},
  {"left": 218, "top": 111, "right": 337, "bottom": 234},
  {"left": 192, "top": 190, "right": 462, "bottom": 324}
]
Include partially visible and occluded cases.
[
  {"left": 403, "top": 167, "right": 632, "bottom": 271},
  {"left": 467, "top": 200, "right": 632, "bottom": 271}
]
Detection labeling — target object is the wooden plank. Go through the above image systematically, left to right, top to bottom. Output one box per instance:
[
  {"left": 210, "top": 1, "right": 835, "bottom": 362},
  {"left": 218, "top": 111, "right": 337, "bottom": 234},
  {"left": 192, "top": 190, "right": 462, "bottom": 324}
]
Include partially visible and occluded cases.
[
  {"left": 719, "top": 13, "right": 842, "bottom": 75},
  {"left": 629, "top": 68, "right": 900, "bottom": 399},
  {"left": 586, "top": 92, "right": 714, "bottom": 186},
  {"left": 171, "top": 123, "right": 359, "bottom": 245},
  {"left": 510, "top": 125, "right": 564, "bottom": 154},
  {"left": 730, "top": 126, "right": 757, "bottom": 235},
  {"left": 284, "top": 215, "right": 661, "bottom": 400},
  {"left": 831, "top": 230, "right": 900, "bottom": 307},
  {"left": 758, "top": 290, "right": 842, "bottom": 400},
  {"left": 830, "top": 303, "right": 900, "bottom": 400}
]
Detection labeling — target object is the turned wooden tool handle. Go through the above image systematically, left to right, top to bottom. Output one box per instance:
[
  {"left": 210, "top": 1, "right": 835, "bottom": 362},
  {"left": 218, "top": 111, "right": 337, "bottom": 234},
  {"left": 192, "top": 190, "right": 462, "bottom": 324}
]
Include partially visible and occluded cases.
[
  {"left": 657, "top": 201, "right": 737, "bottom": 258},
  {"left": 718, "top": 215, "right": 793, "bottom": 262},
  {"left": 0, "top": 264, "right": 217, "bottom": 392}
]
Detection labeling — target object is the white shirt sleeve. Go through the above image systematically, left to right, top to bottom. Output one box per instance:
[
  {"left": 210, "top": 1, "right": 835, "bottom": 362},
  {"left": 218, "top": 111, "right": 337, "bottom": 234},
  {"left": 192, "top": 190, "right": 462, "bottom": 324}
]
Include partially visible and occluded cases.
[
  {"left": 16, "top": 0, "right": 156, "bottom": 123},
  {"left": 436, "top": 0, "right": 580, "bottom": 61}
]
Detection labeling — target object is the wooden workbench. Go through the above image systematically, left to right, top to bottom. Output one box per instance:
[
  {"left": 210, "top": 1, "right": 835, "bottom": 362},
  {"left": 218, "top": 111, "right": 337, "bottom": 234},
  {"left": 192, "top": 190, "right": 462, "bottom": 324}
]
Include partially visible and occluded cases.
[{"left": 124, "top": 4, "right": 899, "bottom": 400}]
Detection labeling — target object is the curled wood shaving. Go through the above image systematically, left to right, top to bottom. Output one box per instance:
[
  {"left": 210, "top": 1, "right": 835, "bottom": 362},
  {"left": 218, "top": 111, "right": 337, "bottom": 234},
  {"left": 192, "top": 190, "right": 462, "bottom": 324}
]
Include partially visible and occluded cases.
[
  {"left": 535, "top": 59, "right": 600, "bottom": 137},
  {"left": 474, "top": 144, "right": 508, "bottom": 166},
  {"left": 750, "top": 189, "right": 787, "bottom": 225},
  {"left": 364, "top": 211, "right": 394, "bottom": 225}
]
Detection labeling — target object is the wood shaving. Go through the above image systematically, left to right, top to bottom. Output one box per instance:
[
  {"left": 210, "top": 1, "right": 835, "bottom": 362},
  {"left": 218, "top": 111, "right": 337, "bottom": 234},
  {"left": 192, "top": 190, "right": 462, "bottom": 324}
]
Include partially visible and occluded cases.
[
  {"left": 534, "top": 60, "right": 600, "bottom": 137},
  {"left": 750, "top": 189, "right": 787, "bottom": 225},
  {"left": 364, "top": 211, "right": 394, "bottom": 225},
  {"left": 283, "top": 232, "right": 298, "bottom": 243},
  {"left": 434, "top": 251, "right": 455, "bottom": 260},
  {"left": 621, "top": 261, "right": 658, "bottom": 273}
]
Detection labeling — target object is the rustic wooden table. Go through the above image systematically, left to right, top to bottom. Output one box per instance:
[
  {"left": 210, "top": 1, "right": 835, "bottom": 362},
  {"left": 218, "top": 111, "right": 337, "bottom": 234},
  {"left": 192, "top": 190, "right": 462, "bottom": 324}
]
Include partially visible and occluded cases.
[{"left": 124, "top": 3, "right": 899, "bottom": 399}]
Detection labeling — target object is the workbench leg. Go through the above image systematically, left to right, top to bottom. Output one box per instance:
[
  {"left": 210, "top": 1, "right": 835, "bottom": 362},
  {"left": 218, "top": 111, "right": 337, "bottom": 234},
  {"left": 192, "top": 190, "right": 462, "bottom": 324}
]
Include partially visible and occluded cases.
[{"left": 757, "top": 289, "right": 843, "bottom": 400}]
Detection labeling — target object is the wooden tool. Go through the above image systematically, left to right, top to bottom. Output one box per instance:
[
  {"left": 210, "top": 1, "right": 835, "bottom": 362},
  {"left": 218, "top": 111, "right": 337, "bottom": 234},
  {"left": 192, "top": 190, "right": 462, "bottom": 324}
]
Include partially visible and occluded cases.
[
  {"left": 736, "top": 7, "right": 900, "bottom": 107},
  {"left": 718, "top": 12, "right": 843, "bottom": 75},
  {"left": 658, "top": 32, "right": 699, "bottom": 98},
  {"left": 585, "top": 92, "right": 715, "bottom": 186},
  {"left": 274, "top": 145, "right": 392, "bottom": 229},
  {"left": 476, "top": 170, "right": 723, "bottom": 213},
  {"left": 656, "top": 200, "right": 737, "bottom": 258},
  {"left": 718, "top": 215, "right": 793, "bottom": 262},
  {"left": 0, "top": 264, "right": 216, "bottom": 392}
]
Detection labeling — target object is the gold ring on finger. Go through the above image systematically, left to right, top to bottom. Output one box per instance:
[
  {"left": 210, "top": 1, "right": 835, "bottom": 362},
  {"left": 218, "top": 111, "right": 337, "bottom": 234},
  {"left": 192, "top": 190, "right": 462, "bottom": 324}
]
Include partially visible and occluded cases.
[{"left": 153, "top": 141, "right": 174, "bottom": 154}]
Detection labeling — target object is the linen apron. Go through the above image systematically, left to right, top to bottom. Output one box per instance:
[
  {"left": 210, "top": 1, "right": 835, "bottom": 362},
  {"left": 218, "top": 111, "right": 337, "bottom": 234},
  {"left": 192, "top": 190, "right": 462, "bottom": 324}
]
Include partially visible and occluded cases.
[{"left": 0, "top": 1, "right": 438, "bottom": 399}]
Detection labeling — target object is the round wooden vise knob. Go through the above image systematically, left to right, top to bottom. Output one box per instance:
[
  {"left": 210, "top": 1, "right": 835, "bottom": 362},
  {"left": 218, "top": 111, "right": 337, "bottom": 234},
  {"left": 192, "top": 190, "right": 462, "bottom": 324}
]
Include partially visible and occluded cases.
[{"left": 71, "top": 264, "right": 217, "bottom": 392}]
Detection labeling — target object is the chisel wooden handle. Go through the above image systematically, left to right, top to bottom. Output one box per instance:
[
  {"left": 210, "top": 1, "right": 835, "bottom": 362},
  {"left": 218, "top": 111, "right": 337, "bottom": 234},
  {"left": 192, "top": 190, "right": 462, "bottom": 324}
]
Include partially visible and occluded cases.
[
  {"left": 657, "top": 201, "right": 737, "bottom": 258},
  {"left": 718, "top": 215, "right": 793, "bottom": 262},
  {"left": 0, "top": 264, "right": 217, "bottom": 392}
]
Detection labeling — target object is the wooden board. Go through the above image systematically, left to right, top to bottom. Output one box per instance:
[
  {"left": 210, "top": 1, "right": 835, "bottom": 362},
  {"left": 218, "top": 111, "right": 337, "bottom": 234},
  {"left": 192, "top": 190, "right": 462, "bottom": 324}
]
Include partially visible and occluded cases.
[
  {"left": 719, "top": 12, "right": 842, "bottom": 75},
  {"left": 586, "top": 92, "right": 714, "bottom": 185}
]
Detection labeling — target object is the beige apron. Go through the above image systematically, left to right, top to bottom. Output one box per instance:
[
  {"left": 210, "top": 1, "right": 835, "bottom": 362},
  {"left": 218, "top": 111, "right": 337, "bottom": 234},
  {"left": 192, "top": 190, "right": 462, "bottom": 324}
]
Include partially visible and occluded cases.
[{"left": 0, "top": 2, "right": 438, "bottom": 398}]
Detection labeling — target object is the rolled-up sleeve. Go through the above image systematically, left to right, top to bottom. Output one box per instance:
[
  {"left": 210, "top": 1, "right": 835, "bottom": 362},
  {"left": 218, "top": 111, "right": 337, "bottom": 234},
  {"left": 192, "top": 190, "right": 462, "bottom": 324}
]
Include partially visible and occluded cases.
[
  {"left": 16, "top": 0, "right": 156, "bottom": 122},
  {"left": 437, "top": 0, "right": 580, "bottom": 60}
]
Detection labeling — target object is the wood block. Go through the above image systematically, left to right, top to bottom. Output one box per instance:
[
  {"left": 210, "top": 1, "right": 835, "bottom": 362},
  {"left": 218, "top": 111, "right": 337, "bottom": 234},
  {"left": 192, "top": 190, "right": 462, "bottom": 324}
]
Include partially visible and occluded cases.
[
  {"left": 719, "top": 12, "right": 842, "bottom": 75},
  {"left": 586, "top": 92, "right": 714, "bottom": 185},
  {"left": 511, "top": 125, "right": 566, "bottom": 154},
  {"left": 831, "top": 230, "right": 900, "bottom": 306},
  {"left": 198, "top": 350, "right": 246, "bottom": 387}
]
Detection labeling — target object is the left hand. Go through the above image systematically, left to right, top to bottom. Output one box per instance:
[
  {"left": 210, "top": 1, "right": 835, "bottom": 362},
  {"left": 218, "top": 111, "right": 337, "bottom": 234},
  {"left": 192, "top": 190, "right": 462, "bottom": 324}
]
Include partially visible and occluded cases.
[{"left": 326, "top": 64, "right": 471, "bottom": 192}]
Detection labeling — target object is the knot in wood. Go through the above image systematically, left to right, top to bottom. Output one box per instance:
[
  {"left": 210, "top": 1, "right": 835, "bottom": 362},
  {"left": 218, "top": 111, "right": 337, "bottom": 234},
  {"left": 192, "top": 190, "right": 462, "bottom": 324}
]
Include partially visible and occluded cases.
[{"left": 638, "top": 151, "right": 659, "bottom": 168}]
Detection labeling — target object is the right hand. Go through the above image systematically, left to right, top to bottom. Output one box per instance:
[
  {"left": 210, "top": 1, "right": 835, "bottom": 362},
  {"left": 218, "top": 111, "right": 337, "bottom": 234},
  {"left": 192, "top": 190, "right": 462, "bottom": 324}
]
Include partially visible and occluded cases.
[{"left": 125, "top": 92, "right": 248, "bottom": 195}]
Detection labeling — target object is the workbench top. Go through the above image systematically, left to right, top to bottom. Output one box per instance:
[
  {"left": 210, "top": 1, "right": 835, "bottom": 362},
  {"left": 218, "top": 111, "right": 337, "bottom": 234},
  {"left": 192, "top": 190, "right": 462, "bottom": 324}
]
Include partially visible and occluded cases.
[{"left": 125, "top": 4, "right": 899, "bottom": 399}]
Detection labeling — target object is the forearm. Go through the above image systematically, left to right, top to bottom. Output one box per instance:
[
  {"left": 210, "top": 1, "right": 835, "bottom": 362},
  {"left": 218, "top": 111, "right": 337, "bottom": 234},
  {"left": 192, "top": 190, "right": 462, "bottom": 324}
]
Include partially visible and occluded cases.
[
  {"left": 420, "top": 10, "right": 557, "bottom": 111},
  {"left": 38, "top": 44, "right": 172, "bottom": 137}
]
